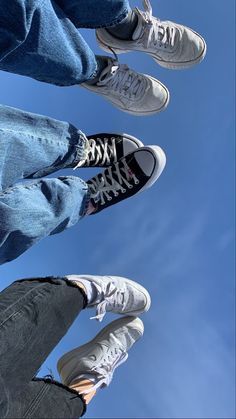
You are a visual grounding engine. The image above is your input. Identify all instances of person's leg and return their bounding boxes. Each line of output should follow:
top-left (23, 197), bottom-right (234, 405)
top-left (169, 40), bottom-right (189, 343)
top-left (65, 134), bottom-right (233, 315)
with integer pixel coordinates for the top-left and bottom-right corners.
top-left (0, 142), bottom-right (167, 264)
top-left (0, 275), bottom-right (150, 418)
top-left (54, 0), bottom-right (131, 29)
top-left (0, 104), bottom-right (144, 189)
top-left (0, 277), bottom-right (87, 418)
top-left (0, 104), bottom-right (87, 191)
top-left (0, 176), bottom-right (89, 264)
top-left (0, 0), bottom-right (97, 85)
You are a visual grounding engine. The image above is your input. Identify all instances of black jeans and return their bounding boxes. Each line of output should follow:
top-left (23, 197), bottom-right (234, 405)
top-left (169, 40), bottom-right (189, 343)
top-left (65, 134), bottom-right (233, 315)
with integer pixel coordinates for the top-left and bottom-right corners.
top-left (0, 277), bottom-right (87, 418)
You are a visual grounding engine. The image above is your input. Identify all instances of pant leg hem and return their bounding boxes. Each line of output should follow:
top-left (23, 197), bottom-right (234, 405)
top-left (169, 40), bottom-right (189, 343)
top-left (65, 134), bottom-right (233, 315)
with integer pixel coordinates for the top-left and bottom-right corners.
top-left (62, 277), bottom-right (88, 308)
top-left (33, 377), bottom-right (87, 416)
top-left (79, 8), bottom-right (130, 29)
top-left (13, 276), bottom-right (88, 308)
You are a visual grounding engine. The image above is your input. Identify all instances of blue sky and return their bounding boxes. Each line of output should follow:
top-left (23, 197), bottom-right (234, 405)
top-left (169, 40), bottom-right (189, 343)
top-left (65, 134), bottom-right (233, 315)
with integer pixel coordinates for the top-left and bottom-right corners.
top-left (0, 0), bottom-right (235, 418)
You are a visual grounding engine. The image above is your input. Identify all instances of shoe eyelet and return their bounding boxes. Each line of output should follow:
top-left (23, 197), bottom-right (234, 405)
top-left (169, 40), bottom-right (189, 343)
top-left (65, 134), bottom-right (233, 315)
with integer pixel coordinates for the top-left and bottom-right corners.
top-left (108, 197), bottom-right (112, 201)
top-left (114, 193), bottom-right (119, 197)
top-left (121, 189), bottom-right (126, 194)
top-left (128, 185), bottom-right (133, 189)
top-left (134, 180), bottom-right (140, 185)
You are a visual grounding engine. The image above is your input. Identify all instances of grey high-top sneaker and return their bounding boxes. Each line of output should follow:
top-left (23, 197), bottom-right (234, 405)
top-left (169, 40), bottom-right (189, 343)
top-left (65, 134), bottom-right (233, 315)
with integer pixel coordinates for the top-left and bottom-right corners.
top-left (57, 317), bottom-right (144, 392)
top-left (96, 0), bottom-right (206, 70)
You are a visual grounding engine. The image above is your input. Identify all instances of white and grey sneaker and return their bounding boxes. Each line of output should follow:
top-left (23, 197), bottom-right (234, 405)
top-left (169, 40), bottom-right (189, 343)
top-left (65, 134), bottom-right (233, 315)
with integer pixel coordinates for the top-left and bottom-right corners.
top-left (67, 274), bottom-right (151, 321)
top-left (82, 57), bottom-right (169, 115)
top-left (96, 0), bottom-right (207, 70)
top-left (75, 133), bottom-right (143, 168)
top-left (86, 145), bottom-right (166, 214)
top-left (57, 316), bottom-right (144, 391)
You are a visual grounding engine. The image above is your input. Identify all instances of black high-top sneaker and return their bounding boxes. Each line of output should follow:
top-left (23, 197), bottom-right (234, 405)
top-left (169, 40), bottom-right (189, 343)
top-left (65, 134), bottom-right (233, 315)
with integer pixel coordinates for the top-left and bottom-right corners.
top-left (75, 133), bottom-right (143, 168)
top-left (86, 145), bottom-right (166, 214)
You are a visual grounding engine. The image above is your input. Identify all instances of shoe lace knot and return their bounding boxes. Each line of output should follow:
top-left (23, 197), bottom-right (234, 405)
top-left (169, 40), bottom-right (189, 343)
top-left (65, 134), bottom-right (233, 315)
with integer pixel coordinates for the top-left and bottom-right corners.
top-left (138, 0), bottom-right (178, 50)
top-left (88, 157), bottom-right (140, 207)
top-left (91, 282), bottom-right (125, 322)
top-left (75, 136), bottom-right (117, 168)
top-left (98, 61), bottom-right (147, 101)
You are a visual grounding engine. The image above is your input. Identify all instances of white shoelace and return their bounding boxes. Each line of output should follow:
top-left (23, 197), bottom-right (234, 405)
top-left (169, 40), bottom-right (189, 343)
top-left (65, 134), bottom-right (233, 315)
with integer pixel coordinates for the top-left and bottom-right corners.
top-left (90, 282), bottom-right (126, 322)
top-left (98, 61), bottom-right (147, 101)
top-left (75, 334), bottom-right (128, 394)
top-left (88, 158), bottom-right (139, 206)
top-left (74, 136), bottom-right (117, 168)
top-left (138, 0), bottom-right (178, 49)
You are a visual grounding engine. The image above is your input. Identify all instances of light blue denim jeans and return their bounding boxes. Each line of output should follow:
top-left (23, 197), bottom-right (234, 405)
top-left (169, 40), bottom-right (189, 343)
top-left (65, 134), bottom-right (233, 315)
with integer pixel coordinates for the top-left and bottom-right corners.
top-left (0, 104), bottom-right (90, 265)
top-left (0, 0), bottom-right (130, 86)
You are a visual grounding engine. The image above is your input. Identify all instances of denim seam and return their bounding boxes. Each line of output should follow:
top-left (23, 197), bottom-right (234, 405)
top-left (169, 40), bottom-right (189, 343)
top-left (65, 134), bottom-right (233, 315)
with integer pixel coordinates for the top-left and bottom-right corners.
top-left (0, 127), bottom-right (86, 172)
top-left (0, 176), bottom-right (88, 196)
top-left (0, 128), bottom-right (84, 150)
top-left (22, 381), bottom-right (50, 418)
top-left (0, 281), bottom-right (62, 327)
top-left (0, 292), bottom-right (49, 329)
top-left (33, 377), bottom-right (87, 416)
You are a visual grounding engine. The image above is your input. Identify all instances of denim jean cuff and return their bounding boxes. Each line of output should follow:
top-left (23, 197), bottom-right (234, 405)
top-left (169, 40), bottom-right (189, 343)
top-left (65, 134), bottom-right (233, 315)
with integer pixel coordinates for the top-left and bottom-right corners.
top-left (33, 377), bottom-right (87, 416)
top-left (14, 276), bottom-right (88, 308)
top-left (79, 7), bottom-right (130, 29)
top-left (62, 276), bottom-right (88, 308)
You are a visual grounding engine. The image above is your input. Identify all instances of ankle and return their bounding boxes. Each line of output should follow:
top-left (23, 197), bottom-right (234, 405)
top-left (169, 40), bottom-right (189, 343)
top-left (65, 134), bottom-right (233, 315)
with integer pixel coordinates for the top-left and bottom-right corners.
top-left (71, 281), bottom-right (87, 295)
top-left (85, 200), bottom-right (96, 215)
top-left (69, 378), bottom-right (96, 404)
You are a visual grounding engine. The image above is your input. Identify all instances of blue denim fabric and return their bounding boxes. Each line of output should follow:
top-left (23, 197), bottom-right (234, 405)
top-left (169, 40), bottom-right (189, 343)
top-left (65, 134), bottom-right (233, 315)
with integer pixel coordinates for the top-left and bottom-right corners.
top-left (0, 277), bottom-right (87, 418)
top-left (0, 0), bottom-right (130, 85)
top-left (0, 104), bottom-right (90, 265)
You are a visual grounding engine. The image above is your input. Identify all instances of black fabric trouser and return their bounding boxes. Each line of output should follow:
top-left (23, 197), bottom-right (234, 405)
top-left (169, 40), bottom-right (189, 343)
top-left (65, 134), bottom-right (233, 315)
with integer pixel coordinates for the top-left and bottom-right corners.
top-left (0, 277), bottom-right (87, 418)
